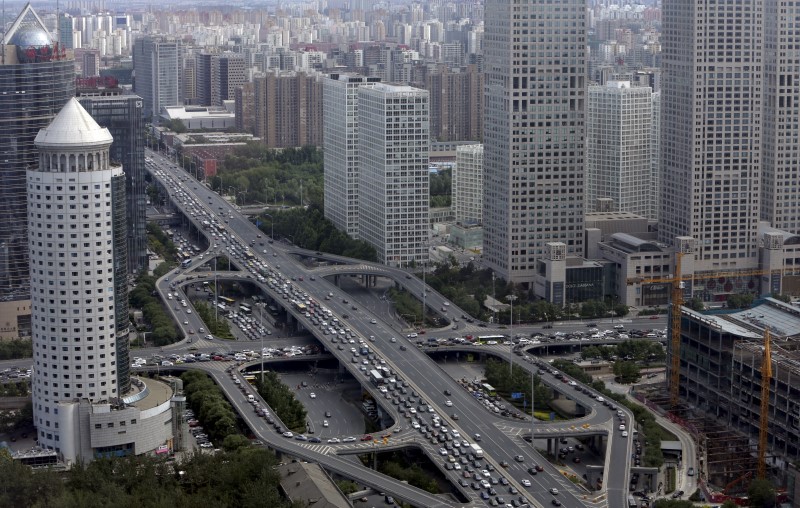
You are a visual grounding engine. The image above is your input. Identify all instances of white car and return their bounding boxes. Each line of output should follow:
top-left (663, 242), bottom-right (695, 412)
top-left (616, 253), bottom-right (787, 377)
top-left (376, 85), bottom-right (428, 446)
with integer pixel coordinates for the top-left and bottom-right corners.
top-left (390, 337), bottom-right (397, 343)
top-left (445, 400), bottom-right (453, 407)
top-left (622, 431), bottom-right (629, 437)
top-left (342, 436), bottom-right (356, 443)
top-left (619, 424), bottom-right (626, 431)
top-left (323, 420), bottom-right (329, 427)
top-left (439, 448), bottom-right (449, 456)
top-left (310, 392), bottom-right (316, 399)
top-left (370, 319), bottom-right (377, 324)
top-left (327, 437), bottom-right (340, 444)
top-left (521, 479), bottom-right (531, 487)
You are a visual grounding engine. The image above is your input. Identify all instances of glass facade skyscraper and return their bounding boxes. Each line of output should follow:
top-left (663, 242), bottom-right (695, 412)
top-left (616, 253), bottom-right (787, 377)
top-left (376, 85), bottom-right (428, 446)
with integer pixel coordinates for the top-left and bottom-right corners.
top-left (0, 4), bottom-right (75, 338)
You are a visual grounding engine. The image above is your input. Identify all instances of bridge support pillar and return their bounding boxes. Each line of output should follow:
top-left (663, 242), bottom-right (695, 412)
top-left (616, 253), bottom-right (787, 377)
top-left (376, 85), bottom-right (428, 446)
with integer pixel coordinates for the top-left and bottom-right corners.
top-left (547, 438), bottom-right (554, 455)
top-left (334, 274), bottom-right (339, 286)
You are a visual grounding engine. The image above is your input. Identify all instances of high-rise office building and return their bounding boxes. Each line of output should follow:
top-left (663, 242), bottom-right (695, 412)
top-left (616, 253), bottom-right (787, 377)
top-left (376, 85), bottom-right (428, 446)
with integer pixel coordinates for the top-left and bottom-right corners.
top-left (132, 36), bottom-right (182, 120)
top-left (453, 144), bottom-right (484, 226)
top-left (357, 84), bottom-right (430, 267)
top-left (196, 52), bottom-right (247, 107)
top-left (77, 94), bottom-right (147, 274)
top-left (253, 71), bottom-right (323, 148)
top-left (0, 4), bottom-right (75, 339)
top-left (650, 92), bottom-right (661, 221)
top-left (29, 99), bottom-right (175, 465)
top-left (586, 81), bottom-right (653, 219)
top-left (323, 74), bottom-right (380, 239)
top-left (483, 0), bottom-right (587, 283)
top-left (761, 0), bottom-right (800, 233)
top-left (660, 0), bottom-right (762, 271)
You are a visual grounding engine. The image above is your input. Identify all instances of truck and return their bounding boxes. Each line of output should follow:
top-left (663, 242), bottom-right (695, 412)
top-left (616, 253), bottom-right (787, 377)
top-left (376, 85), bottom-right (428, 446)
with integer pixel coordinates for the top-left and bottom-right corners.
top-left (470, 443), bottom-right (484, 458)
top-left (369, 369), bottom-right (384, 386)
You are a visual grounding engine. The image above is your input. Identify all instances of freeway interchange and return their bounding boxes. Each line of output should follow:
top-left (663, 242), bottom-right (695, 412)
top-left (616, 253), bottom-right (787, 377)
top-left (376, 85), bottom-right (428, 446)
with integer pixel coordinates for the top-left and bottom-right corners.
top-left (145, 150), bottom-right (636, 508)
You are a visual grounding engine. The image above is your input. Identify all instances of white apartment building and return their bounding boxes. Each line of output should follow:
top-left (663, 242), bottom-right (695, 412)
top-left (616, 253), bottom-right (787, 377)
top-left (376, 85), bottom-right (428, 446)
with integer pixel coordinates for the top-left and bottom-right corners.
top-left (586, 81), bottom-right (654, 219)
top-left (483, 0), bottom-right (587, 284)
top-left (29, 98), bottom-right (176, 465)
top-left (322, 74), bottom-right (380, 239)
top-left (357, 83), bottom-right (430, 267)
top-left (453, 143), bottom-right (483, 226)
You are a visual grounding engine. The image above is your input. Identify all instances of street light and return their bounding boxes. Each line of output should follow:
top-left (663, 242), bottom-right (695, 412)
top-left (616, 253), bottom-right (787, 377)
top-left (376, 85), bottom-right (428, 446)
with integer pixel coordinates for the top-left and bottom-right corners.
top-left (262, 213), bottom-right (274, 241)
top-left (506, 294), bottom-right (517, 375)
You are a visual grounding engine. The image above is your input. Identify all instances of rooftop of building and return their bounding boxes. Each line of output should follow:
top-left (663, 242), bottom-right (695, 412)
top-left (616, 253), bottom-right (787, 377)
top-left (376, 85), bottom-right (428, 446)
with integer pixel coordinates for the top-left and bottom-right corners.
top-left (683, 298), bottom-right (800, 341)
top-left (585, 211), bottom-right (648, 221)
top-left (277, 461), bottom-right (351, 508)
top-left (605, 232), bottom-right (669, 254)
top-left (161, 106), bottom-right (235, 120)
top-left (35, 97), bottom-right (112, 148)
top-left (123, 376), bottom-right (174, 411)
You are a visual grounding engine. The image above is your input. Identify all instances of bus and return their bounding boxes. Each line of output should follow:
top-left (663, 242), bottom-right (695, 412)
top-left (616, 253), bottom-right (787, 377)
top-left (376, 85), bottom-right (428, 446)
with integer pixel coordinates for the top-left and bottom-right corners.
top-left (181, 258), bottom-right (192, 268)
top-left (477, 335), bottom-right (506, 343)
top-left (218, 296), bottom-right (235, 305)
top-left (216, 303), bottom-right (229, 314)
top-left (239, 304), bottom-right (252, 315)
top-left (481, 383), bottom-right (497, 396)
top-left (268, 305), bottom-right (280, 316)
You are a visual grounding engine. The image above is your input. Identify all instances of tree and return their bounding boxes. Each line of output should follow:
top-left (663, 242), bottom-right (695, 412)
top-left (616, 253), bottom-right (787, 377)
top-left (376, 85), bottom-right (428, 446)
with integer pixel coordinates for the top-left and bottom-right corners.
top-left (721, 500), bottom-right (738, 508)
top-left (613, 361), bottom-right (641, 383)
top-left (747, 478), bottom-right (776, 508)
top-left (686, 297), bottom-right (705, 311)
top-left (727, 293), bottom-right (755, 309)
top-left (222, 434), bottom-right (251, 452)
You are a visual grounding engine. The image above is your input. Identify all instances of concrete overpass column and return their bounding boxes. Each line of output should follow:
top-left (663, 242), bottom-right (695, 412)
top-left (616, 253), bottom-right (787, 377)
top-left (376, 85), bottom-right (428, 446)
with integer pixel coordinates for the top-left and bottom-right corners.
top-left (547, 438), bottom-right (554, 455)
top-left (334, 274), bottom-right (339, 286)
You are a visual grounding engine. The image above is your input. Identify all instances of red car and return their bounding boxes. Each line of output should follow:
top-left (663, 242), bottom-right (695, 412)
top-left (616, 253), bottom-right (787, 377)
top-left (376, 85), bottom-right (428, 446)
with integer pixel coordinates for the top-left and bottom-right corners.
top-left (361, 434), bottom-right (373, 441)
top-left (649, 315), bottom-right (659, 319)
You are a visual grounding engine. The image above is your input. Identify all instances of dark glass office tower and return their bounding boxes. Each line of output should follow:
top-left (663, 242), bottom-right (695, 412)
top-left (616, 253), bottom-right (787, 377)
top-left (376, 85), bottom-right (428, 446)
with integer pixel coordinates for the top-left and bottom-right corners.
top-left (0, 4), bottom-right (75, 337)
top-left (78, 95), bottom-right (147, 274)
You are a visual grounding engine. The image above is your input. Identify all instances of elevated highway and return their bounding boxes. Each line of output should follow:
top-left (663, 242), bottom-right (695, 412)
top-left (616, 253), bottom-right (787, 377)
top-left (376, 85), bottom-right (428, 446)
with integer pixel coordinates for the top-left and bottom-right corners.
top-left (144, 150), bottom-right (636, 508)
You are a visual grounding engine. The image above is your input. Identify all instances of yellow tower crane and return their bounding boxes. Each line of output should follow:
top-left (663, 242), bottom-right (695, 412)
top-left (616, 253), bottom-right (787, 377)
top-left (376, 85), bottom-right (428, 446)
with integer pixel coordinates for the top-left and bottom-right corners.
top-left (627, 256), bottom-right (769, 407)
top-left (758, 328), bottom-right (772, 479)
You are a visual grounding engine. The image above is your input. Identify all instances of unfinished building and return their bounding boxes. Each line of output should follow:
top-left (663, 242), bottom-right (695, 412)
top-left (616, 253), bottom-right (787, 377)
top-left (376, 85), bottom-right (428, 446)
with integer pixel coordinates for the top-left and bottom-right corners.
top-left (674, 298), bottom-right (800, 488)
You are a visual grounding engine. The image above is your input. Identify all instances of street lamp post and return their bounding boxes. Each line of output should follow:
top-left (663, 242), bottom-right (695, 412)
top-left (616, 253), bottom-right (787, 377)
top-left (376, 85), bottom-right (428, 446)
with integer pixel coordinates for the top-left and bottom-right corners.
top-left (262, 213), bottom-right (274, 241)
top-left (506, 294), bottom-right (518, 376)
top-left (258, 303), bottom-right (265, 383)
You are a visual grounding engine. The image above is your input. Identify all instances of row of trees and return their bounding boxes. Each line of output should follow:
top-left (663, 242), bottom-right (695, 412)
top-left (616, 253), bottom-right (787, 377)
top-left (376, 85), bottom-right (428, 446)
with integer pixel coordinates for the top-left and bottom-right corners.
top-left (255, 371), bottom-right (307, 432)
top-left (146, 222), bottom-right (179, 265)
top-left (0, 446), bottom-right (295, 508)
top-left (181, 371), bottom-right (245, 448)
top-left (484, 359), bottom-right (552, 412)
top-left (192, 301), bottom-right (234, 339)
top-left (421, 263), bottom-right (630, 324)
top-left (0, 339), bottom-right (32, 360)
top-left (212, 145), bottom-right (324, 209)
top-left (0, 380), bottom-right (29, 397)
top-left (129, 272), bottom-right (179, 346)
top-left (260, 205), bottom-right (377, 262)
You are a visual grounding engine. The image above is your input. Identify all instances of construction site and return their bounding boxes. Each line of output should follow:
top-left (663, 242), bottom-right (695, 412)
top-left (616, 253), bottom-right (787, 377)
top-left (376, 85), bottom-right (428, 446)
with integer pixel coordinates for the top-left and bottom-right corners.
top-left (634, 297), bottom-right (800, 503)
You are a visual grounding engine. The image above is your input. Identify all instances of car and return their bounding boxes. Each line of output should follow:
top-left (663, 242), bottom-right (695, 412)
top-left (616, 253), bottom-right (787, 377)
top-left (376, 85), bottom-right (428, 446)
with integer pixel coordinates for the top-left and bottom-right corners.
top-left (282, 431), bottom-right (294, 438)
top-left (535, 464), bottom-right (544, 472)
top-left (619, 424), bottom-right (626, 431)
top-left (342, 436), bottom-right (356, 443)
top-left (361, 434), bottom-right (373, 441)
top-left (622, 431), bottom-right (629, 437)
top-left (672, 490), bottom-right (684, 499)
top-left (370, 319), bottom-right (377, 324)
top-left (445, 400), bottom-right (453, 407)
top-left (327, 437), bottom-right (340, 444)
top-left (500, 460), bottom-right (509, 468)
top-left (514, 455), bottom-right (524, 462)
top-left (325, 411), bottom-right (332, 418)
top-left (323, 420), bottom-right (329, 428)
top-left (400, 345), bottom-right (407, 351)
top-left (308, 437), bottom-right (321, 443)
top-left (527, 467), bottom-right (538, 475)
top-left (551, 500), bottom-right (562, 507)
top-left (309, 392), bottom-right (316, 399)
top-left (688, 467), bottom-right (695, 476)
top-left (550, 488), bottom-right (559, 495)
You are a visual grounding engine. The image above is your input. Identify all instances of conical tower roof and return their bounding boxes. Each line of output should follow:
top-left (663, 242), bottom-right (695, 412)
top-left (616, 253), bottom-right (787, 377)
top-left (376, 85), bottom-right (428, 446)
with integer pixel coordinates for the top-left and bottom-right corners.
top-left (35, 98), bottom-right (113, 149)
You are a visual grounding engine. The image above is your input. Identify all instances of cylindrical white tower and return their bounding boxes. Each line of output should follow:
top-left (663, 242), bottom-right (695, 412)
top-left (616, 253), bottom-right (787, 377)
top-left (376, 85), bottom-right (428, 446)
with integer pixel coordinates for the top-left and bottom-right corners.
top-left (29, 98), bottom-right (124, 456)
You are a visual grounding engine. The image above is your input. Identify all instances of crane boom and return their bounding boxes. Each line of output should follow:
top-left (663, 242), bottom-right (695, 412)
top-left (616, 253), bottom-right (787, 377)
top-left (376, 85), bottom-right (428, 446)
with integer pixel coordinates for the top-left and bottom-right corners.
top-left (758, 328), bottom-right (772, 479)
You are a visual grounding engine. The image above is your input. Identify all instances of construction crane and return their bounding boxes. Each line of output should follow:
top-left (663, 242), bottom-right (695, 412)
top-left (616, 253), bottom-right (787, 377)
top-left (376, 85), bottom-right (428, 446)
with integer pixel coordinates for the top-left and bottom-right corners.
top-left (758, 328), bottom-right (772, 479)
top-left (627, 256), bottom-right (769, 407)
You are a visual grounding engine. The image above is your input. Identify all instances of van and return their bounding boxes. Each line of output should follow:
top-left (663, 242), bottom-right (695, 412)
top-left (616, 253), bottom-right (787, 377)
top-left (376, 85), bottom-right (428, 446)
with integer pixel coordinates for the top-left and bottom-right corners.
top-left (247, 394), bottom-right (255, 403)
